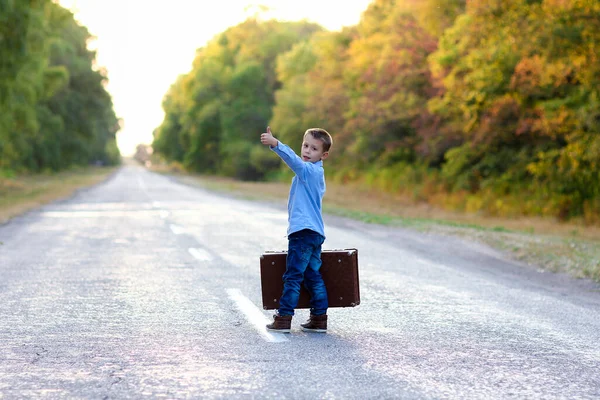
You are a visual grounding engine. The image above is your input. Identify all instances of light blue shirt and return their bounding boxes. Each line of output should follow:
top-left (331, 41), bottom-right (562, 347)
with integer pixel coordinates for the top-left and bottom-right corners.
top-left (271, 141), bottom-right (326, 238)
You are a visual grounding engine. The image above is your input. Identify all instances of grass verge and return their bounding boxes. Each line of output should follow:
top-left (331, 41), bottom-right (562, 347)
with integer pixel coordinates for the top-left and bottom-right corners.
top-left (0, 166), bottom-right (118, 224)
top-left (164, 171), bottom-right (600, 284)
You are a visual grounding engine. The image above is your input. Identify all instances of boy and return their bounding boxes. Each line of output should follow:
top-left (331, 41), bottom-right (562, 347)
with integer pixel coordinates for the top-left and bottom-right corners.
top-left (260, 126), bottom-right (333, 333)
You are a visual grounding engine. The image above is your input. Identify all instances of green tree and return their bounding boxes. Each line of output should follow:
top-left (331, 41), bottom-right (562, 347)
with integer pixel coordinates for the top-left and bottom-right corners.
top-left (41, 3), bottom-right (120, 168)
top-left (0, 1), bottom-right (120, 172)
top-left (0, 0), bottom-right (47, 171)
top-left (153, 17), bottom-right (321, 179)
top-left (271, 29), bottom-right (353, 163)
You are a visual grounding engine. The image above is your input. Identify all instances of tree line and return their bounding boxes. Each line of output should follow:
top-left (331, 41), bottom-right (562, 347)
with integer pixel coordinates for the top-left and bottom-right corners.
top-left (152, 0), bottom-right (600, 222)
top-left (0, 0), bottom-right (120, 175)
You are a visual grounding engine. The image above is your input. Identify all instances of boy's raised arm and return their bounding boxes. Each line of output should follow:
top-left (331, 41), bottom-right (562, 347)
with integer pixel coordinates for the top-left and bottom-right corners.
top-left (260, 126), bottom-right (307, 178)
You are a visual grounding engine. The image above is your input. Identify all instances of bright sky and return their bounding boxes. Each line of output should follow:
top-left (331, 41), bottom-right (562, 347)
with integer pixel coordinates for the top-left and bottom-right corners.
top-left (57, 0), bottom-right (373, 156)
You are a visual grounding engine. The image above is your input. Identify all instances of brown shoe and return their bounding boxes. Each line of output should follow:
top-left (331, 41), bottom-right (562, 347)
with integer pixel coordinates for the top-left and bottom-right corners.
top-left (266, 313), bottom-right (292, 333)
top-left (301, 314), bottom-right (327, 333)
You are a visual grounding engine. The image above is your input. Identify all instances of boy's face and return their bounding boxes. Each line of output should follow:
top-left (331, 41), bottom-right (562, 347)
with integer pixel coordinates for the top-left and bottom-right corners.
top-left (301, 134), bottom-right (329, 163)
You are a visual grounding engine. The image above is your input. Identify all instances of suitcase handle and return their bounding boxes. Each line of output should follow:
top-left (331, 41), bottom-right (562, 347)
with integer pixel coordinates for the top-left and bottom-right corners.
top-left (262, 248), bottom-right (357, 257)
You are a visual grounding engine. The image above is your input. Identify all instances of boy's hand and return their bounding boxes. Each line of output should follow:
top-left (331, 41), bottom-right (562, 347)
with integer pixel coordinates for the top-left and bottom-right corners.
top-left (260, 126), bottom-right (278, 147)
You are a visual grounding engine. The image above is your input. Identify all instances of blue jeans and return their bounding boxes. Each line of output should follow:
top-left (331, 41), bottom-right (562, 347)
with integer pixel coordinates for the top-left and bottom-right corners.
top-left (278, 229), bottom-right (328, 316)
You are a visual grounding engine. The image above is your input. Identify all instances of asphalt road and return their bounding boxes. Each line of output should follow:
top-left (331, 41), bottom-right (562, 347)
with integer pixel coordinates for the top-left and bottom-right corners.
top-left (1, 165), bottom-right (599, 399)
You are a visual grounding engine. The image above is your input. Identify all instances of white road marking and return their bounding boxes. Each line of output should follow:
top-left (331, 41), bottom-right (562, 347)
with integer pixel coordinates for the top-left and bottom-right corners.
top-left (221, 253), bottom-right (252, 266)
top-left (188, 248), bottom-right (213, 262)
top-left (59, 202), bottom-right (154, 210)
top-left (159, 210), bottom-right (170, 219)
top-left (253, 212), bottom-right (288, 220)
top-left (170, 224), bottom-right (186, 235)
top-left (226, 288), bottom-right (289, 343)
top-left (137, 177), bottom-right (148, 193)
top-left (41, 210), bottom-right (164, 218)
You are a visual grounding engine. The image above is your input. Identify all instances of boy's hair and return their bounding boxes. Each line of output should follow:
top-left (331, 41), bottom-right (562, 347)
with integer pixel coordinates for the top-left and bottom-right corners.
top-left (305, 128), bottom-right (333, 152)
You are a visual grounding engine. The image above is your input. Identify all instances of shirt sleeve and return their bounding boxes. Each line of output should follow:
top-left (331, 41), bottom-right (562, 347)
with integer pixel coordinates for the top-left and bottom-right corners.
top-left (271, 141), bottom-right (309, 180)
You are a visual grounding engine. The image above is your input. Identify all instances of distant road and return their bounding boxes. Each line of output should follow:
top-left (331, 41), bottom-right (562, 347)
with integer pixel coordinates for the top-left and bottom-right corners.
top-left (1, 165), bottom-right (599, 399)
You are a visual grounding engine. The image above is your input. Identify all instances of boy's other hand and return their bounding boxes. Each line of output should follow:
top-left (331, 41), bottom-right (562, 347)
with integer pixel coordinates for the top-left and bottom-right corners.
top-left (261, 126), bottom-right (277, 147)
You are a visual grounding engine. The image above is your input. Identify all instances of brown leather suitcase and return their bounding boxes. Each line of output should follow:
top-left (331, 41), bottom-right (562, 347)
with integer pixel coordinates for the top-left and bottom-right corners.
top-left (259, 248), bottom-right (360, 310)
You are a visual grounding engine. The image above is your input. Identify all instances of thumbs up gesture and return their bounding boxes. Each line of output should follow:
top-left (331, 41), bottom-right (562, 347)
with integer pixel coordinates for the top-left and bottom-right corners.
top-left (260, 126), bottom-right (278, 147)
